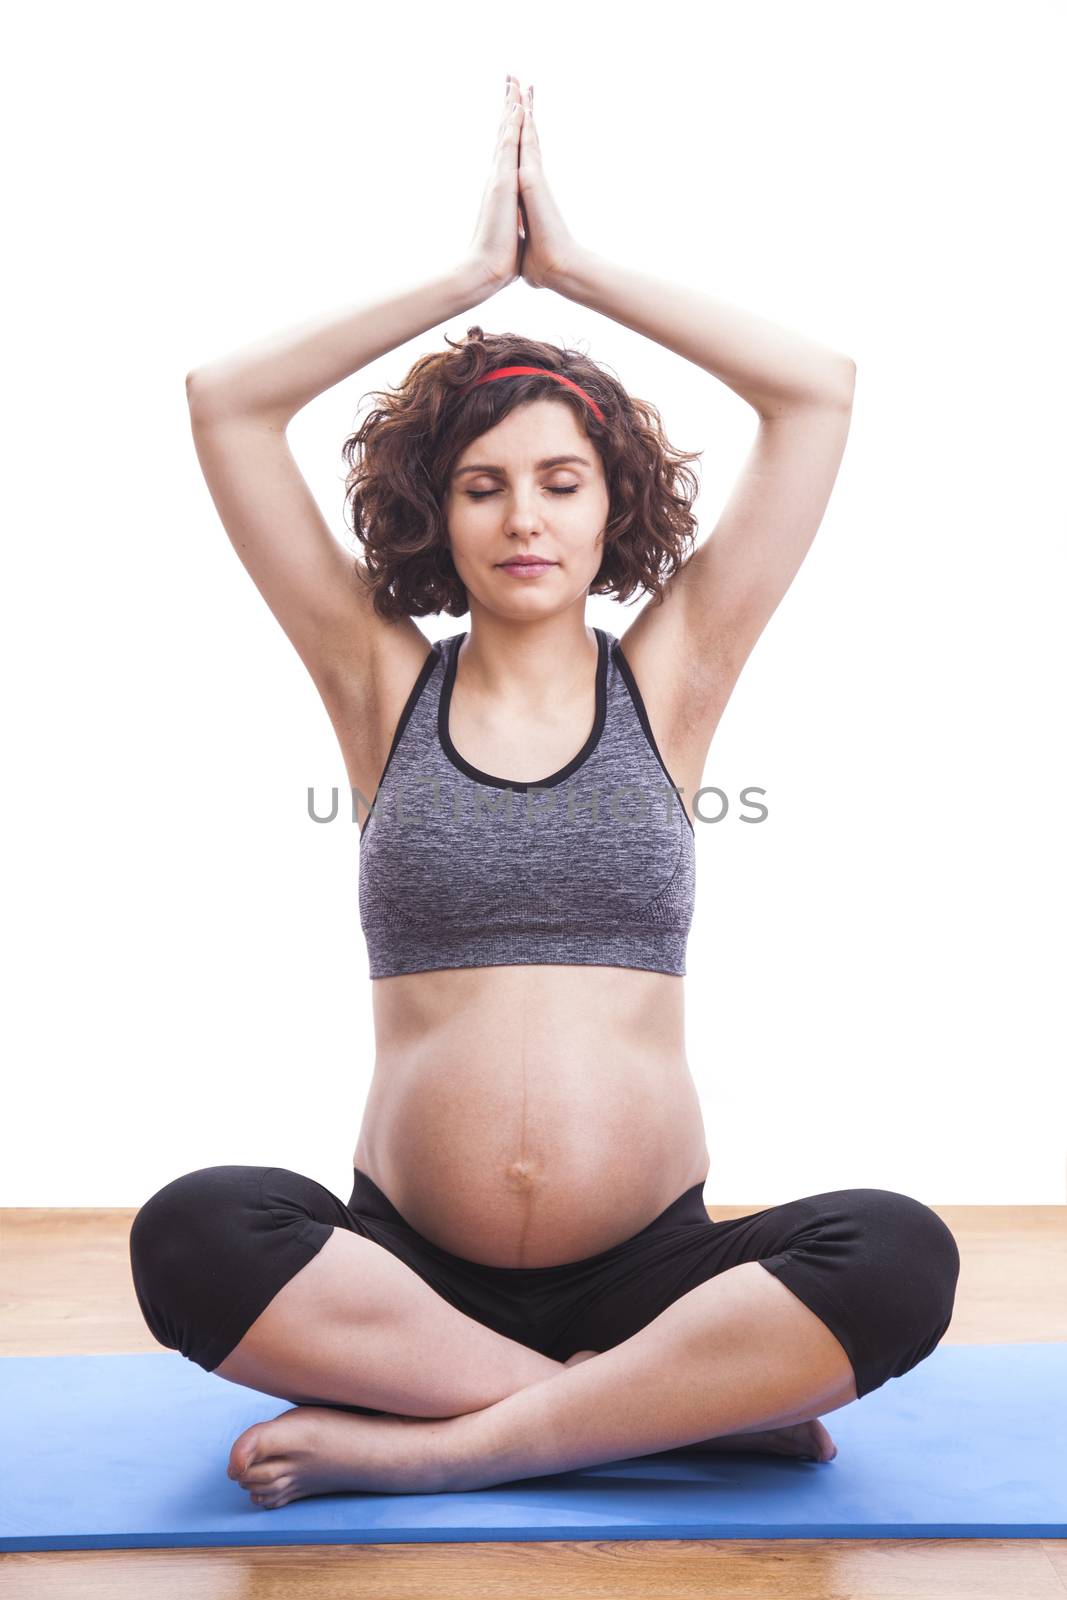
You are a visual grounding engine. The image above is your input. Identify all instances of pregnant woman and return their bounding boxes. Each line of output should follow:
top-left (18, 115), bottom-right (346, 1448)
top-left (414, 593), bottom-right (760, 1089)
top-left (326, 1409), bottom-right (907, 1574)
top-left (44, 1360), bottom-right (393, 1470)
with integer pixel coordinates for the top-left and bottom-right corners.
top-left (130, 77), bottom-right (960, 1507)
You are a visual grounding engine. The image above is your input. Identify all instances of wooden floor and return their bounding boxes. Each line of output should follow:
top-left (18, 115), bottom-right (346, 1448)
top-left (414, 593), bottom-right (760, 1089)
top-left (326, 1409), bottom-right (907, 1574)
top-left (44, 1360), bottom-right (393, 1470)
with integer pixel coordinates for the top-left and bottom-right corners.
top-left (2, 1201), bottom-right (1065, 1598)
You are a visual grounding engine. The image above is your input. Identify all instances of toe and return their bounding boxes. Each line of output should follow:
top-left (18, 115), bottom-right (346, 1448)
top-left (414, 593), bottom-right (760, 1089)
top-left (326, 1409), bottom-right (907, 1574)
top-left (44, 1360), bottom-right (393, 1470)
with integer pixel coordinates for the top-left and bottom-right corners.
top-left (253, 1477), bottom-right (293, 1509)
top-left (810, 1419), bottom-right (838, 1461)
top-left (228, 1422), bottom-right (262, 1477)
top-left (251, 1473), bottom-right (291, 1503)
top-left (239, 1460), bottom-right (285, 1489)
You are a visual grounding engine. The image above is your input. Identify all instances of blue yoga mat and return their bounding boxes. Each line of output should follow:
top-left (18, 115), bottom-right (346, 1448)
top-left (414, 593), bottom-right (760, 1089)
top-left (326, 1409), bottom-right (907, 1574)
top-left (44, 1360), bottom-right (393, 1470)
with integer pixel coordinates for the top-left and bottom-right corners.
top-left (1, 1343), bottom-right (1064, 1549)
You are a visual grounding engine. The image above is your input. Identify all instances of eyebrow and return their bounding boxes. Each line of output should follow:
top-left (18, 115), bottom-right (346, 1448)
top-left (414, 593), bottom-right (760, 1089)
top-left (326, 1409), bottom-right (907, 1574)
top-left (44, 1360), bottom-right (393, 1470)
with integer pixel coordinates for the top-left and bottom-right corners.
top-left (453, 454), bottom-right (593, 478)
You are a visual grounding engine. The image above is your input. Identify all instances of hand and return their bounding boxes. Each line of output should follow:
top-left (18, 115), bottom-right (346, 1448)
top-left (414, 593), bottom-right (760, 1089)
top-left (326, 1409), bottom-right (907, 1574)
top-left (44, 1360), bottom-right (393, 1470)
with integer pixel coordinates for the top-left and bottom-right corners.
top-left (466, 76), bottom-right (528, 289)
top-left (517, 84), bottom-right (582, 291)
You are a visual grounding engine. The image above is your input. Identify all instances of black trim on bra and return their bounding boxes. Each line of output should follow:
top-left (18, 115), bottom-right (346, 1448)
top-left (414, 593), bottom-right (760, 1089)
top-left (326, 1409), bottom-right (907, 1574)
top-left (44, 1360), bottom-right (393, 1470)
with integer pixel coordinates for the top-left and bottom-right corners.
top-left (358, 641), bottom-right (440, 838)
top-left (437, 627), bottom-right (608, 792)
top-left (613, 637), bottom-right (696, 837)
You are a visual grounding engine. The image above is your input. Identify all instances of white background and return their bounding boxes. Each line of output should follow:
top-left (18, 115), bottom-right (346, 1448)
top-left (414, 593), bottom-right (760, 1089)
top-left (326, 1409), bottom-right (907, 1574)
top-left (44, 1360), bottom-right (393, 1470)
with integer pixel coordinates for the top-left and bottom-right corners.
top-left (3, 0), bottom-right (1063, 1205)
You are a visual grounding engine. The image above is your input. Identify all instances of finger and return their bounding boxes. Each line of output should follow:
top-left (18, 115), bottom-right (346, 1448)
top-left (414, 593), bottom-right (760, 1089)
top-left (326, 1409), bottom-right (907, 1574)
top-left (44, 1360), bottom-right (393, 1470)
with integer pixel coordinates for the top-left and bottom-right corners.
top-left (498, 79), bottom-right (519, 131)
top-left (518, 90), bottom-right (539, 157)
top-left (496, 102), bottom-right (522, 163)
top-left (518, 125), bottom-right (537, 174)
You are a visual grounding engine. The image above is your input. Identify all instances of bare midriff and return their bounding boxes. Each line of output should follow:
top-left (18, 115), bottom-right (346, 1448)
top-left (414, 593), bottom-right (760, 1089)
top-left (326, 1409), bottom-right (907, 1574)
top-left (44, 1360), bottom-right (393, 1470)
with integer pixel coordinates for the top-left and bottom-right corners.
top-left (352, 961), bottom-right (710, 1269)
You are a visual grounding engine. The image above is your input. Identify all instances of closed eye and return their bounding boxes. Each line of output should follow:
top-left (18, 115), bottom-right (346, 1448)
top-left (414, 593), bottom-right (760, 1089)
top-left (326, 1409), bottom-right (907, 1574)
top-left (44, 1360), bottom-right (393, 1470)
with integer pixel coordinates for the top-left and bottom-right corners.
top-left (466, 487), bottom-right (580, 500)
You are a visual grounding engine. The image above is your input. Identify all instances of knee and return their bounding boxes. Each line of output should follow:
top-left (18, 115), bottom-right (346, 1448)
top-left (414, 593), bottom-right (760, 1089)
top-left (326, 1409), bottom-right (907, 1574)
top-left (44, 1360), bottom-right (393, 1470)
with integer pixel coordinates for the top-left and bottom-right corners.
top-left (860, 1187), bottom-right (960, 1297)
top-left (130, 1165), bottom-right (240, 1282)
top-left (128, 1165), bottom-right (258, 1359)
top-left (846, 1188), bottom-right (961, 1374)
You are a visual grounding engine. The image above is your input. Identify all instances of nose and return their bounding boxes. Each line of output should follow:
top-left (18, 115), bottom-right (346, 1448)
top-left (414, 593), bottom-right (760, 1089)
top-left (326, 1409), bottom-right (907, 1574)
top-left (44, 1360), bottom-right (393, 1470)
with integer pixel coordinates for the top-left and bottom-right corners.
top-left (503, 494), bottom-right (545, 537)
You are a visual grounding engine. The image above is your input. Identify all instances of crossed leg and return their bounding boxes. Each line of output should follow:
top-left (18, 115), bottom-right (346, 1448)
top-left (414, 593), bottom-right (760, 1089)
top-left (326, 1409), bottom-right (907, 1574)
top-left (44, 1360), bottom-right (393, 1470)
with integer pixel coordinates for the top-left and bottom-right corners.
top-left (220, 1228), bottom-right (860, 1504)
top-left (213, 1226), bottom-right (569, 1416)
top-left (441, 1259), bottom-right (860, 1491)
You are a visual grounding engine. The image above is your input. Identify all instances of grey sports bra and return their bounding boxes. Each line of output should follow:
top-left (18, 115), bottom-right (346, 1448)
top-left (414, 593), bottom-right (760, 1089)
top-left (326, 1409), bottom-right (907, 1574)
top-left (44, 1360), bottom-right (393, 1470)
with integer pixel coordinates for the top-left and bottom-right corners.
top-left (358, 627), bottom-right (696, 978)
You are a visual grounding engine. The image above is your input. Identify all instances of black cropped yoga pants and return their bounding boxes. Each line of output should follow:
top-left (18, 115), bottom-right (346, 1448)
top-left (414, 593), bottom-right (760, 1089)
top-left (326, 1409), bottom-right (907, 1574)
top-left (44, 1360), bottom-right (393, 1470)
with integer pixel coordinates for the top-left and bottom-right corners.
top-left (129, 1165), bottom-right (960, 1403)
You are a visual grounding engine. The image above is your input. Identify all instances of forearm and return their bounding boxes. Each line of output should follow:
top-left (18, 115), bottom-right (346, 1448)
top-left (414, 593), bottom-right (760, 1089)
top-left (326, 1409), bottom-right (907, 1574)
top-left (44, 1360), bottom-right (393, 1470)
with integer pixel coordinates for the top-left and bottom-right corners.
top-left (550, 249), bottom-right (854, 419)
top-left (186, 256), bottom-right (496, 426)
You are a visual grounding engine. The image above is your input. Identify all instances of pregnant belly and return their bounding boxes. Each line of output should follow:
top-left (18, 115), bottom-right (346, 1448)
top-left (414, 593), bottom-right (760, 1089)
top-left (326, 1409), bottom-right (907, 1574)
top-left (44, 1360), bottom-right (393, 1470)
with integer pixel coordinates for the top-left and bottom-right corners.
top-left (355, 1017), bottom-right (709, 1268)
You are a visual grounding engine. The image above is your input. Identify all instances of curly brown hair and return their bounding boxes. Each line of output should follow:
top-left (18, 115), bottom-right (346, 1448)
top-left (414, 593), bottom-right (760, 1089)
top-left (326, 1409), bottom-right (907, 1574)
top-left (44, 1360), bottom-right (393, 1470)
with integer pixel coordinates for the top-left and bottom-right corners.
top-left (342, 326), bottom-right (703, 620)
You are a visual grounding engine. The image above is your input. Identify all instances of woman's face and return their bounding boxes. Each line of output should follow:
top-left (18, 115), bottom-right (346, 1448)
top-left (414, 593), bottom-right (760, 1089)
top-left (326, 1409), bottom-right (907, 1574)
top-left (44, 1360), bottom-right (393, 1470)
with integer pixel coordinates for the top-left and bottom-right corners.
top-left (444, 398), bottom-right (610, 616)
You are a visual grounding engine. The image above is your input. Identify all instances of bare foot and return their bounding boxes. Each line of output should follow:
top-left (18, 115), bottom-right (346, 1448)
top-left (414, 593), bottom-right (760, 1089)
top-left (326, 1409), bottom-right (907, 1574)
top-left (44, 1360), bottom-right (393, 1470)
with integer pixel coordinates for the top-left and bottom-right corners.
top-left (227, 1404), bottom-right (450, 1508)
top-left (675, 1417), bottom-right (838, 1462)
top-left (235, 1351), bottom-right (604, 1501)
top-left (231, 1356), bottom-right (837, 1508)
top-left (561, 1350), bottom-right (837, 1462)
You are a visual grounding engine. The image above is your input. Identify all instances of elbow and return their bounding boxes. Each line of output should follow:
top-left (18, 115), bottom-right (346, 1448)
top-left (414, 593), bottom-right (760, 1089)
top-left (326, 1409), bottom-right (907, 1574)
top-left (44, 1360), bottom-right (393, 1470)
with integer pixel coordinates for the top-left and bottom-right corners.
top-left (185, 371), bottom-right (216, 429)
top-left (185, 368), bottom-right (233, 426)
top-left (185, 365), bottom-right (227, 406)
top-left (836, 357), bottom-right (857, 406)
top-left (810, 357), bottom-right (856, 413)
top-left (185, 368), bottom-right (208, 412)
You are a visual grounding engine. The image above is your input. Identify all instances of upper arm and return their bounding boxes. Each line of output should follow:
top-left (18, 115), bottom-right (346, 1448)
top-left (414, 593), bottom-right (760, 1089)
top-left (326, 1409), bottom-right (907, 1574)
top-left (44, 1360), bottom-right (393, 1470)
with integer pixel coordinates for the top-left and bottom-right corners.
top-left (621, 386), bottom-right (856, 752)
top-left (185, 377), bottom-right (425, 702)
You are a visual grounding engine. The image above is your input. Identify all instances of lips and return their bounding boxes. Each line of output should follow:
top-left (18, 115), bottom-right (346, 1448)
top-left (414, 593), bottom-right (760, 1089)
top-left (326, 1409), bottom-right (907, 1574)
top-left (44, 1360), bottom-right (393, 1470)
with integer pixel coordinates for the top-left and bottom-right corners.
top-left (499, 559), bottom-right (556, 568)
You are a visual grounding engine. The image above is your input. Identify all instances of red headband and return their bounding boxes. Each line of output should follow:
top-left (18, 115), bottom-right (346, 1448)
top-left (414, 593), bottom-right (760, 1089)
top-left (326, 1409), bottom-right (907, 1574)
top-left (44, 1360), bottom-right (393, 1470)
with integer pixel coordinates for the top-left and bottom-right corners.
top-left (457, 365), bottom-right (606, 423)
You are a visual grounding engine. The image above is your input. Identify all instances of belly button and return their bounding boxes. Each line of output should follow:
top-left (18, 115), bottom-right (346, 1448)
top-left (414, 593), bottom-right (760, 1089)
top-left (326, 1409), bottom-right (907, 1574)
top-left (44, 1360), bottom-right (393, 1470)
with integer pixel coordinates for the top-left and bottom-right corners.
top-left (504, 1158), bottom-right (542, 1189)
